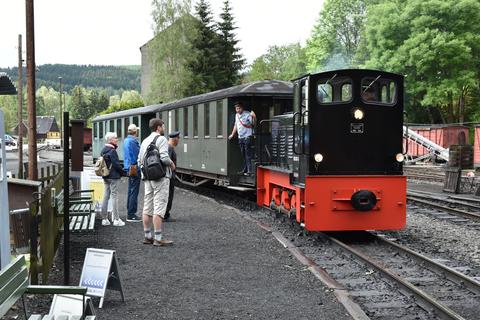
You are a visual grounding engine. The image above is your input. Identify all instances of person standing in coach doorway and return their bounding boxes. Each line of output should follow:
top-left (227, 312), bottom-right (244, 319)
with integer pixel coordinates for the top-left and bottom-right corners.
top-left (164, 131), bottom-right (180, 221)
top-left (228, 102), bottom-right (256, 175)
top-left (124, 124), bottom-right (142, 222)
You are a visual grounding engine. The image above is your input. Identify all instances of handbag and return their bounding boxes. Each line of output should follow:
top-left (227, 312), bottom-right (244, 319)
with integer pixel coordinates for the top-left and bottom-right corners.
top-left (128, 164), bottom-right (138, 177)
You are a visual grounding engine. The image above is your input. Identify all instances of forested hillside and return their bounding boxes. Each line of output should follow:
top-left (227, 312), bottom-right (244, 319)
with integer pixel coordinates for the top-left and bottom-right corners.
top-left (0, 64), bottom-right (140, 92)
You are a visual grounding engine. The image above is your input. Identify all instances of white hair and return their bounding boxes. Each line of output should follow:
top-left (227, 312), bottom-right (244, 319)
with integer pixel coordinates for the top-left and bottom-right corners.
top-left (105, 132), bottom-right (117, 143)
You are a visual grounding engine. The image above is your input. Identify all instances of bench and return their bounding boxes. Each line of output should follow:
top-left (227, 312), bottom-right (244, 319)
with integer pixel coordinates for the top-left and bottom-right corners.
top-left (0, 256), bottom-right (95, 320)
top-left (55, 184), bottom-right (96, 234)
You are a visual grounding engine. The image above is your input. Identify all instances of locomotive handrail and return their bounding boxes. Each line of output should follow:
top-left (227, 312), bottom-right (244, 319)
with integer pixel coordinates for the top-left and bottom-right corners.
top-left (301, 110), bottom-right (309, 155)
top-left (258, 119), bottom-right (280, 164)
top-left (403, 111), bottom-right (409, 156)
top-left (292, 112), bottom-right (301, 155)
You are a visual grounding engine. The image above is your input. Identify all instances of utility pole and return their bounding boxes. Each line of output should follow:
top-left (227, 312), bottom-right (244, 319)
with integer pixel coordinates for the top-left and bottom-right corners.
top-left (17, 34), bottom-right (24, 179)
top-left (26, 0), bottom-right (37, 180)
top-left (59, 77), bottom-right (63, 148)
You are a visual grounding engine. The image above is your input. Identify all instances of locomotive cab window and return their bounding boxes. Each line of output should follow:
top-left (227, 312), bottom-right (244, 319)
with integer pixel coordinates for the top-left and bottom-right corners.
top-left (361, 76), bottom-right (397, 105)
top-left (317, 76), bottom-right (352, 104)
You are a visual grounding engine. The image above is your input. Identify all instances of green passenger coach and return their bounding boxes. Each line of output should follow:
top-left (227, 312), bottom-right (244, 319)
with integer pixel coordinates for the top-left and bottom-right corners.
top-left (92, 80), bottom-right (293, 188)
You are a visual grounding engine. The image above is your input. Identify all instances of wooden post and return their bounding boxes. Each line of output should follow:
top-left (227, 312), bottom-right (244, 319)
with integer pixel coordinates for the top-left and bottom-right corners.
top-left (26, 0), bottom-right (37, 181)
top-left (63, 112), bottom-right (70, 285)
top-left (17, 34), bottom-right (24, 179)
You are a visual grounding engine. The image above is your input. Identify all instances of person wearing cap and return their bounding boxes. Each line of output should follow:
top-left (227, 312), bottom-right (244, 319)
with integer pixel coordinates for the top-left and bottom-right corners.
top-left (165, 131), bottom-right (180, 221)
top-left (123, 124), bottom-right (142, 222)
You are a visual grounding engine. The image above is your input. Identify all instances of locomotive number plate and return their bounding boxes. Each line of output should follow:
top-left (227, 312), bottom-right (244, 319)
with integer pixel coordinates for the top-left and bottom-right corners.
top-left (350, 123), bottom-right (364, 134)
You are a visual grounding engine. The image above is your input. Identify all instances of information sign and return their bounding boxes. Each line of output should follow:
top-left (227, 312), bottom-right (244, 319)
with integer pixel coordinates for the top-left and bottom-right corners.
top-left (79, 248), bottom-right (125, 308)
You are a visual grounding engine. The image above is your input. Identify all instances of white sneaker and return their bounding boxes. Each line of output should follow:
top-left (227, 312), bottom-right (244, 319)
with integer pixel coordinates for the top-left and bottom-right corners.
top-left (102, 219), bottom-right (111, 226)
top-left (113, 219), bottom-right (125, 227)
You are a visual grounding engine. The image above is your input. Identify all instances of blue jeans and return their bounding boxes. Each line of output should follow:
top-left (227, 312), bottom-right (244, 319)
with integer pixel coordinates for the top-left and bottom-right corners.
top-left (127, 175), bottom-right (141, 218)
top-left (239, 136), bottom-right (253, 173)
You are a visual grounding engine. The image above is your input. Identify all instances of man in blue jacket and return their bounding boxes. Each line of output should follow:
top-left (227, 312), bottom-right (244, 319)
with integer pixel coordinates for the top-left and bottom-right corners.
top-left (124, 124), bottom-right (141, 222)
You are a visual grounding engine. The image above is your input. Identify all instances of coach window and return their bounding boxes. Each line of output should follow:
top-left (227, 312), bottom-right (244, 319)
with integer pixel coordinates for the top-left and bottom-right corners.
top-left (174, 109), bottom-right (179, 131)
top-left (216, 100), bottom-right (223, 137)
top-left (109, 120), bottom-right (114, 132)
top-left (132, 116), bottom-right (139, 126)
top-left (361, 77), bottom-right (397, 105)
top-left (183, 107), bottom-right (189, 138)
top-left (124, 117), bottom-right (130, 133)
top-left (317, 76), bottom-right (352, 104)
top-left (204, 103), bottom-right (210, 137)
top-left (117, 119), bottom-right (122, 138)
top-left (99, 122), bottom-right (104, 139)
top-left (193, 105), bottom-right (198, 138)
top-left (93, 123), bottom-right (98, 139)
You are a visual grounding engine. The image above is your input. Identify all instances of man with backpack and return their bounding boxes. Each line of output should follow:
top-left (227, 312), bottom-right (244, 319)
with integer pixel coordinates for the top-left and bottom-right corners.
top-left (138, 118), bottom-right (175, 246)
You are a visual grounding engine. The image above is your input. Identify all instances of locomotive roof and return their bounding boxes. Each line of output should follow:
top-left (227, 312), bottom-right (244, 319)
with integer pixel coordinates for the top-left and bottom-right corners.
top-left (93, 80), bottom-right (293, 122)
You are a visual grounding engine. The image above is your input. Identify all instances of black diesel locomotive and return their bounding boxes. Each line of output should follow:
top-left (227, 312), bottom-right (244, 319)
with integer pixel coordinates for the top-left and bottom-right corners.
top-left (256, 69), bottom-right (406, 231)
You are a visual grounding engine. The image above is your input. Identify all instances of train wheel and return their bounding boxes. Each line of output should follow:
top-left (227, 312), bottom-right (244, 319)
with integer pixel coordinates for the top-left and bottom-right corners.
top-left (272, 187), bottom-right (282, 207)
top-left (281, 190), bottom-right (291, 211)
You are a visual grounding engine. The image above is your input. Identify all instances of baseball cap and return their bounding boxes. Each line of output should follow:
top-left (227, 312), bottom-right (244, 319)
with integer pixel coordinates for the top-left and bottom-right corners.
top-left (128, 124), bottom-right (139, 132)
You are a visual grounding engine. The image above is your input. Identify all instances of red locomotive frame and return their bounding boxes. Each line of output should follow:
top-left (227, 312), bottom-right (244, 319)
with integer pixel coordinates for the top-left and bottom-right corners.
top-left (257, 167), bottom-right (406, 231)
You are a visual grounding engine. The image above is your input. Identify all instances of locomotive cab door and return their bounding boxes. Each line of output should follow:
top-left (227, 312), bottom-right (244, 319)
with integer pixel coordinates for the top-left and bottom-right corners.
top-left (292, 78), bottom-right (309, 186)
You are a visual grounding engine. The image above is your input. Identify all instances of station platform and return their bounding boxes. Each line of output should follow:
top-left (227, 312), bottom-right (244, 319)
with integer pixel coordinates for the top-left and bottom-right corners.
top-left (49, 181), bottom-right (353, 319)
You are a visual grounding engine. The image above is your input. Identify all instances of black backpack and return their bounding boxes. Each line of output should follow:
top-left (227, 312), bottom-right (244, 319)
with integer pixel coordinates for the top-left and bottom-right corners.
top-left (142, 135), bottom-right (166, 180)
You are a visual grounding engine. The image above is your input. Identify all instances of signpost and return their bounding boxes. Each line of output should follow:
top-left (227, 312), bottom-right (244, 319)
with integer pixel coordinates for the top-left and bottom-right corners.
top-left (79, 248), bottom-right (125, 308)
top-left (0, 110), bottom-right (11, 269)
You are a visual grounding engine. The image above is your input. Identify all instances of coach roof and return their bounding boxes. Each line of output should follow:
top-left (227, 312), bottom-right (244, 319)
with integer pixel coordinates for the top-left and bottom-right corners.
top-left (93, 80), bottom-right (293, 122)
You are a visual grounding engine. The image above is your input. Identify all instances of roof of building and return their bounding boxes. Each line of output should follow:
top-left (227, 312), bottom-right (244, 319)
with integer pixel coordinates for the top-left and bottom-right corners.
top-left (14, 116), bottom-right (59, 135)
top-left (93, 80), bottom-right (293, 122)
top-left (0, 72), bottom-right (17, 95)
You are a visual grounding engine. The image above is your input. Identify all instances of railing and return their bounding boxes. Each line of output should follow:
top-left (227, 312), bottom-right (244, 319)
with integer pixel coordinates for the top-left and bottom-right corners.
top-left (29, 168), bottom-right (64, 284)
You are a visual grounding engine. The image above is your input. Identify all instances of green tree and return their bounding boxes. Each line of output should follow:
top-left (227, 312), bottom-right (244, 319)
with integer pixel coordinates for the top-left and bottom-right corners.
top-left (70, 85), bottom-right (92, 121)
top-left (147, 0), bottom-right (197, 104)
top-left (0, 95), bottom-right (18, 132)
top-left (306, 0), bottom-right (367, 71)
top-left (216, 0), bottom-right (245, 88)
top-left (187, 0), bottom-right (220, 94)
top-left (247, 43), bottom-right (307, 81)
top-left (102, 90), bottom-right (144, 114)
top-left (361, 0), bottom-right (480, 123)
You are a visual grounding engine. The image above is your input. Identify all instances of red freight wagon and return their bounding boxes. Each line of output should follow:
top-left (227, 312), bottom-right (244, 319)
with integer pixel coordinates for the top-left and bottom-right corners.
top-left (406, 125), bottom-right (469, 157)
top-left (474, 126), bottom-right (480, 167)
top-left (83, 127), bottom-right (92, 151)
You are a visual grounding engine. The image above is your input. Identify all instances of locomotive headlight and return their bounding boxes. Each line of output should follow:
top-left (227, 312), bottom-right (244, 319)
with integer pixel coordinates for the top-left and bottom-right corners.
top-left (353, 108), bottom-right (364, 120)
top-left (395, 153), bottom-right (405, 162)
top-left (314, 153), bottom-right (324, 163)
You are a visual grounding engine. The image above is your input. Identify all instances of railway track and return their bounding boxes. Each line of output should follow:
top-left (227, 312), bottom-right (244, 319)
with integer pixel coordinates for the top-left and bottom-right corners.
top-left (407, 191), bottom-right (480, 226)
top-left (325, 231), bottom-right (480, 320)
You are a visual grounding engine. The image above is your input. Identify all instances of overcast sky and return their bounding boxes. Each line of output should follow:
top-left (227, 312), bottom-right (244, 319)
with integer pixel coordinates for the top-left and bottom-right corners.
top-left (0, 0), bottom-right (325, 68)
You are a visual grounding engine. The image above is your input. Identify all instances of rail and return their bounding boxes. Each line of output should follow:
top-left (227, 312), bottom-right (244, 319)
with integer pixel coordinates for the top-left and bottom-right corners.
top-left (326, 232), bottom-right (471, 320)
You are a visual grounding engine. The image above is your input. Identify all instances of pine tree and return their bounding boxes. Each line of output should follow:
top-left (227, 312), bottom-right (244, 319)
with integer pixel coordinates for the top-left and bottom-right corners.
top-left (215, 0), bottom-right (245, 89)
top-left (187, 0), bottom-right (220, 94)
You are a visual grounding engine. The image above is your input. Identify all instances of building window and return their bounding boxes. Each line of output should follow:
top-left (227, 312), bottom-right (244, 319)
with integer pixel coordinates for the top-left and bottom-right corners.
top-left (117, 119), bottom-right (122, 138)
top-left (183, 107), bottom-right (189, 137)
top-left (124, 117), bottom-right (130, 134)
top-left (175, 109), bottom-right (179, 131)
top-left (216, 100), bottom-right (223, 137)
top-left (99, 122), bottom-right (104, 139)
top-left (204, 103), bottom-right (210, 137)
top-left (193, 105), bottom-right (198, 137)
